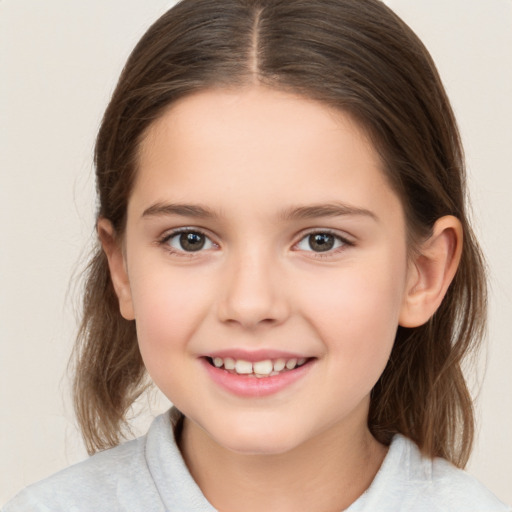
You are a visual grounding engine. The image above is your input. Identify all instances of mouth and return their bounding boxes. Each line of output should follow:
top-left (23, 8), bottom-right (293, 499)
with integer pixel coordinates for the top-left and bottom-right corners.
top-left (201, 350), bottom-right (316, 397)
top-left (205, 356), bottom-right (312, 378)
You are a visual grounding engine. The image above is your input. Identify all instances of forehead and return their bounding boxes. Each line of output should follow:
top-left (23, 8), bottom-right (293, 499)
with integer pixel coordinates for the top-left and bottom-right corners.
top-left (131, 86), bottom-right (402, 221)
top-left (139, 86), bottom-right (376, 168)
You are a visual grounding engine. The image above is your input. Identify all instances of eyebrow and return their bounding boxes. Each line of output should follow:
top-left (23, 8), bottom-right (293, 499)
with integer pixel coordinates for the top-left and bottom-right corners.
top-left (141, 201), bottom-right (378, 222)
top-left (279, 203), bottom-right (378, 222)
top-left (142, 202), bottom-right (219, 219)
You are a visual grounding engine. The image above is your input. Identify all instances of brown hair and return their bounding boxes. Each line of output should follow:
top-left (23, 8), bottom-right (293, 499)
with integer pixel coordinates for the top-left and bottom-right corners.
top-left (72, 0), bottom-right (486, 467)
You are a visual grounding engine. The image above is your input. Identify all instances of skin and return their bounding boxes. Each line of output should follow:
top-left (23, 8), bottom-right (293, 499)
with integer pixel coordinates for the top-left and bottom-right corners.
top-left (99, 86), bottom-right (462, 511)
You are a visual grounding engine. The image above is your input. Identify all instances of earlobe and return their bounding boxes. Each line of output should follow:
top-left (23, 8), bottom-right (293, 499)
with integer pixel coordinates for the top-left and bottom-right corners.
top-left (97, 218), bottom-right (135, 321)
top-left (399, 215), bottom-right (463, 328)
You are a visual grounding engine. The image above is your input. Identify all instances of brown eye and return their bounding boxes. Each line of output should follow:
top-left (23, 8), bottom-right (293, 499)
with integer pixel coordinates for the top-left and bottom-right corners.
top-left (179, 232), bottom-right (205, 251)
top-left (165, 230), bottom-right (214, 253)
top-left (296, 232), bottom-right (347, 253)
top-left (308, 233), bottom-right (335, 252)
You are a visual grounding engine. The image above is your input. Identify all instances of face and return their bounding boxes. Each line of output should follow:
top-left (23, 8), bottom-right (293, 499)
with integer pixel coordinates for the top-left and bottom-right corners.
top-left (112, 87), bottom-right (414, 455)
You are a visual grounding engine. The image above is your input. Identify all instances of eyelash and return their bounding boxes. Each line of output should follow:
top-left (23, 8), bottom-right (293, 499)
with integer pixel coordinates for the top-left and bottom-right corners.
top-left (294, 229), bottom-right (354, 258)
top-left (158, 228), bottom-right (217, 257)
top-left (157, 228), bottom-right (354, 258)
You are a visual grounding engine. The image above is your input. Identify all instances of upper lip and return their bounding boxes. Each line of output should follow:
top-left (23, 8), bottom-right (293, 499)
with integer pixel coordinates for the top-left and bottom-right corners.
top-left (204, 349), bottom-right (313, 362)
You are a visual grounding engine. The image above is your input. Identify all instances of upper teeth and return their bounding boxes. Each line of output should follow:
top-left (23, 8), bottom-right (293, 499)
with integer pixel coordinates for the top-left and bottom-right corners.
top-left (212, 357), bottom-right (307, 376)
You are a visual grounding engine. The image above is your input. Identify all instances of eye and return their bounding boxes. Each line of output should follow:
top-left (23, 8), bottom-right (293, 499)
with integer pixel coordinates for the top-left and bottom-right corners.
top-left (296, 232), bottom-right (347, 253)
top-left (164, 230), bottom-right (215, 253)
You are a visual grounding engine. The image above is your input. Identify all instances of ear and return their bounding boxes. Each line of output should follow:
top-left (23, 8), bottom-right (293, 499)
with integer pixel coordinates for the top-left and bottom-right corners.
top-left (97, 218), bottom-right (135, 321)
top-left (399, 215), bottom-right (463, 328)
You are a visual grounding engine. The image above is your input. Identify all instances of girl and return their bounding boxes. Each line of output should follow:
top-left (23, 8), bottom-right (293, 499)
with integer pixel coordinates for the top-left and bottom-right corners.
top-left (3, 0), bottom-right (510, 510)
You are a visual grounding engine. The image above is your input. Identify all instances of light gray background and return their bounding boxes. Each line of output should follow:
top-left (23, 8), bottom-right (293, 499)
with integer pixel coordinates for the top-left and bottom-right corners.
top-left (1, 0), bottom-right (511, 506)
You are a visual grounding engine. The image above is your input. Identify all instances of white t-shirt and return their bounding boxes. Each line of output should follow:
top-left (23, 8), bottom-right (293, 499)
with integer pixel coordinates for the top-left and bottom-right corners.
top-left (2, 409), bottom-right (510, 511)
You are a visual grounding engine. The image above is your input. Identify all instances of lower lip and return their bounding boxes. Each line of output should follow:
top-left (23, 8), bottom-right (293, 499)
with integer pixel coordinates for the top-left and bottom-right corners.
top-left (201, 358), bottom-right (314, 398)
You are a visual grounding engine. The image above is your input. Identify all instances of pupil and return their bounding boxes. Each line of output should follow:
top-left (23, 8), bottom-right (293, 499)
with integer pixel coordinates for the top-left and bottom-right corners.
top-left (309, 233), bottom-right (334, 252)
top-left (180, 232), bottom-right (205, 251)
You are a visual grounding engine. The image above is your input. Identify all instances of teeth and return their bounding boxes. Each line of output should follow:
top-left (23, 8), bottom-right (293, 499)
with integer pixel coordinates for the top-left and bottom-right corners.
top-left (273, 359), bottom-right (286, 372)
top-left (210, 356), bottom-right (309, 376)
top-left (253, 360), bottom-right (273, 376)
top-left (286, 358), bottom-right (297, 370)
top-left (235, 360), bottom-right (253, 374)
top-left (224, 357), bottom-right (236, 370)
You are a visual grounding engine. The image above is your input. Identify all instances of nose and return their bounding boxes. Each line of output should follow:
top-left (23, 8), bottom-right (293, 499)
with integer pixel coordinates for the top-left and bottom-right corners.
top-left (216, 251), bottom-right (290, 329)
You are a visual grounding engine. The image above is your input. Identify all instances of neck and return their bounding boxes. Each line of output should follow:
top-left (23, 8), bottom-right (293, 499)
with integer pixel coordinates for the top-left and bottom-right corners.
top-left (179, 410), bottom-right (387, 512)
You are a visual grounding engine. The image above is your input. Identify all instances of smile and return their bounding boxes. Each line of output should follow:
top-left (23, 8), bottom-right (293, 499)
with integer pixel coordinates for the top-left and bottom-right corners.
top-left (207, 356), bottom-right (309, 377)
top-left (202, 354), bottom-right (315, 398)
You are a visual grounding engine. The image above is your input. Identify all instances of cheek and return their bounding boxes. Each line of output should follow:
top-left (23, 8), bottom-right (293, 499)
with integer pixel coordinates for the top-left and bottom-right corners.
top-left (299, 256), bottom-right (407, 371)
top-left (127, 262), bottom-right (213, 368)
top-left (128, 267), bottom-right (218, 405)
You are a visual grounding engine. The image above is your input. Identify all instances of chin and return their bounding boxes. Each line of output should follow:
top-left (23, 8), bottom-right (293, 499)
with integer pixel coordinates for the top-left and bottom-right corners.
top-left (220, 433), bottom-right (299, 456)
top-left (207, 414), bottom-right (307, 456)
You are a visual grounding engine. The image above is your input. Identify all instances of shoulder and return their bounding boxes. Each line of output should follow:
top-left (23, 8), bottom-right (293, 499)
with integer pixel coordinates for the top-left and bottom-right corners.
top-left (1, 414), bottom-right (171, 512)
top-left (350, 435), bottom-right (511, 512)
top-left (395, 435), bottom-right (510, 511)
top-left (426, 455), bottom-right (510, 511)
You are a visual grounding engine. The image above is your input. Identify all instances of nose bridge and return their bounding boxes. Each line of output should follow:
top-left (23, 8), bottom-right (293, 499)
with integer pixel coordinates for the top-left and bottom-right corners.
top-left (217, 244), bottom-right (288, 328)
